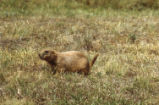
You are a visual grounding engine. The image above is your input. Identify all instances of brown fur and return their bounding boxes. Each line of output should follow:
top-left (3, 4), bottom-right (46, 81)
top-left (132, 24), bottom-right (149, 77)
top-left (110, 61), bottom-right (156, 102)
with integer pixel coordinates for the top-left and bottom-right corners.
top-left (39, 49), bottom-right (99, 75)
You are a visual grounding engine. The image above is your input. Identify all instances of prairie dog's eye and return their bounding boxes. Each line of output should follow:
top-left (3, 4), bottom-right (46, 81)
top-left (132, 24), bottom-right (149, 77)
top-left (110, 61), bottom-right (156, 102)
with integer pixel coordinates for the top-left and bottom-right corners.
top-left (44, 51), bottom-right (49, 54)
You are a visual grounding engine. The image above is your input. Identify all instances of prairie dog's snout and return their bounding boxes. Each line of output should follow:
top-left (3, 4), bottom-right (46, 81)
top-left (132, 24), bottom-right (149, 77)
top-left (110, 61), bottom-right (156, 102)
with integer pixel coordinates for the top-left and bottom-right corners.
top-left (38, 53), bottom-right (43, 59)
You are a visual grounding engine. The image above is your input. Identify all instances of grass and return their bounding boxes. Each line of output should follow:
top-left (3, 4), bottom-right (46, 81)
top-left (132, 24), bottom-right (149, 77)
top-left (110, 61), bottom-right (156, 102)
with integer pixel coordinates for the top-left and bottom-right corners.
top-left (1, 0), bottom-right (159, 105)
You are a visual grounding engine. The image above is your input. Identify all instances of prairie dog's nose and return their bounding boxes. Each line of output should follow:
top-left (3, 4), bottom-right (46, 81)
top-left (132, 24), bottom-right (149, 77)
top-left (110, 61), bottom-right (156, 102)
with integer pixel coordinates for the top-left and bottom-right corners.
top-left (38, 53), bottom-right (42, 58)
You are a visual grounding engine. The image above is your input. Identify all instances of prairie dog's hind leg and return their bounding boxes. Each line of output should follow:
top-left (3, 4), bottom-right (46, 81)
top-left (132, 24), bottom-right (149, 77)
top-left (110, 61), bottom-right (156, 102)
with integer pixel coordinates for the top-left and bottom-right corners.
top-left (77, 69), bottom-right (89, 75)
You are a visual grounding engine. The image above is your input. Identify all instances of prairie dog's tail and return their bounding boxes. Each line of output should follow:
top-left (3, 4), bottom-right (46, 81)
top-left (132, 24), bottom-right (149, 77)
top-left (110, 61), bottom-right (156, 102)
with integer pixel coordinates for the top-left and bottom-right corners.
top-left (90, 54), bottom-right (99, 67)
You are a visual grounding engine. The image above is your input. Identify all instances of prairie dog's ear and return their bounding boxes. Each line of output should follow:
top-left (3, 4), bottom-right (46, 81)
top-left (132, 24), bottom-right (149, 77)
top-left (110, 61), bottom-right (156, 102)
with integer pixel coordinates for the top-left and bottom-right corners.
top-left (51, 50), bottom-right (56, 54)
top-left (51, 50), bottom-right (57, 56)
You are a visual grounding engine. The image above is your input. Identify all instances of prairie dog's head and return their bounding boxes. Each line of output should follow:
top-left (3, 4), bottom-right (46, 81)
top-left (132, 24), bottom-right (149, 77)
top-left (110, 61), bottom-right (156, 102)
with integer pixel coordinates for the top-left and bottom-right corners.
top-left (39, 49), bottom-right (57, 62)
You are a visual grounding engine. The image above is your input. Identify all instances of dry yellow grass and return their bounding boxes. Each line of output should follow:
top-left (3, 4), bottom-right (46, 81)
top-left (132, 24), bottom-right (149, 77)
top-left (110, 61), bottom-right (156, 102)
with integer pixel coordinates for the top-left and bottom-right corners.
top-left (0, 9), bottom-right (159, 104)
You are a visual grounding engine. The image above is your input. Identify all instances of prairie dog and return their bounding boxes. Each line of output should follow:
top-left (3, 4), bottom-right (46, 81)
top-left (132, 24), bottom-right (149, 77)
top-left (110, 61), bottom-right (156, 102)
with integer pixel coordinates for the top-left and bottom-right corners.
top-left (39, 49), bottom-right (99, 75)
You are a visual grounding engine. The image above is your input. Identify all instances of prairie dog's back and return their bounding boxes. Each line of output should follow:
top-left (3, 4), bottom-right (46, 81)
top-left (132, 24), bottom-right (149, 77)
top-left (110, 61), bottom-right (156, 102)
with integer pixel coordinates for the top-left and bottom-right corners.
top-left (60, 51), bottom-right (87, 60)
